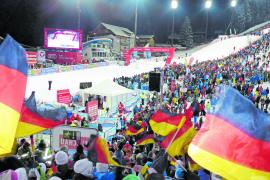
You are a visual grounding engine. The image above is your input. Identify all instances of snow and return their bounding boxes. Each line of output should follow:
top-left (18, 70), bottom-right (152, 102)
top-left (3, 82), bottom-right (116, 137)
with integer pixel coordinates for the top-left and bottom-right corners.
top-left (172, 35), bottom-right (261, 64)
top-left (27, 34), bottom-right (261, 102)
top-left (26, 60), bottom-right (165, 102)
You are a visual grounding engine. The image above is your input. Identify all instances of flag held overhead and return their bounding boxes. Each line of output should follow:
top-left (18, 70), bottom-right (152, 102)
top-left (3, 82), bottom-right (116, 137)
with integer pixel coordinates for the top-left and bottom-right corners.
top-left (0, 35), bottom-right (28, 155)
top-left (188, 86), bottom-right (270, 179)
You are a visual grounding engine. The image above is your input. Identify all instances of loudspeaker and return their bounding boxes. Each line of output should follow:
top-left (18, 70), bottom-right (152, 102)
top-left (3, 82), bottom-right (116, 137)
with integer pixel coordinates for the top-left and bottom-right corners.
top-left (48, 80), bottom-right (52, 90)
top-left (149, 72), bottom-right (161, 92)
top-left (80, 82), bottom-right (92, 89)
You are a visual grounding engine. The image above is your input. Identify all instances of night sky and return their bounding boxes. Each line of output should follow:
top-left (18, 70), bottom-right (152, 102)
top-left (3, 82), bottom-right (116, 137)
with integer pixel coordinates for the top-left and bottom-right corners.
top-left (0, 0), bottom-right (231, 46)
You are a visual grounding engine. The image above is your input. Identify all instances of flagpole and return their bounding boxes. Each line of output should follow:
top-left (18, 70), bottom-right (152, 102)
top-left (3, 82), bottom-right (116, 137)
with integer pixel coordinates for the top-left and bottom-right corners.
top-left (171, 156), bottom-right (187, 172)
top-left (109, 164), bottom-right (132, 169)
top-left (165, 117), bottom-right (186, 154)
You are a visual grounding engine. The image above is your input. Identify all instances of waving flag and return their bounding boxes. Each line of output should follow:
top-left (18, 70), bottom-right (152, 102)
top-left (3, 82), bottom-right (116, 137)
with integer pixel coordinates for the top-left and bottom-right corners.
top-left (188, 86), bottom-right (270, 179)
top-left (16, 92), bottom-right (66, 138)
top-left (0, 36), bottom-right (28, 155)
top-left (125, 121), bottom-right (145, 136)
top-left (160, 114), bottom-right (196, 157)
top-left (150, 108), bottom-right (193, 136)
top-left (136, 134), bottom-right (155, 146)
top-left (93, 136), bottom-right (119, 166)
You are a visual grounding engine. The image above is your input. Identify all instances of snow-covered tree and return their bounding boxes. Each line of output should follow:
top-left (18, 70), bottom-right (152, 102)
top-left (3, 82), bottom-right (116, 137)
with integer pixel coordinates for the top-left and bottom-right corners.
top-left (180, 16), bottom-right (193, 48)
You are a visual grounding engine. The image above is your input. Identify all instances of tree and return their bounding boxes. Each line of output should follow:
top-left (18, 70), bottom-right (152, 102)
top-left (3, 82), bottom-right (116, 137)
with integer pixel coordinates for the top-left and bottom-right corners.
top-left (243, 0), bottom-right (252, 28)
top-left (180, 16), bottom-right (193, 48)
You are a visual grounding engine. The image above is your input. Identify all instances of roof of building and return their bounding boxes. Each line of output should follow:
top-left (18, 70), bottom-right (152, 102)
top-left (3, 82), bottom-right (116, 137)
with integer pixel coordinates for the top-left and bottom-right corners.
top-left (137, 35), bottom-right (154, 39)
top-left (101, 23), bottom-right (134, 37)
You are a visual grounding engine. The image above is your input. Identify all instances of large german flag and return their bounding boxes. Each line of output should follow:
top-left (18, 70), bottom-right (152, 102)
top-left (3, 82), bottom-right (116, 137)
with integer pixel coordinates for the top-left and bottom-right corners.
top-left (0, 36), bottom-right (28, 155)
top-left (16, 92), bottom-right (66, 138)
top-left (160, 115), bottom-right (196, 157)
top-left (188, 86), bottom-right (270, 179)
top-left (150, 108), bottom-right (193, 136)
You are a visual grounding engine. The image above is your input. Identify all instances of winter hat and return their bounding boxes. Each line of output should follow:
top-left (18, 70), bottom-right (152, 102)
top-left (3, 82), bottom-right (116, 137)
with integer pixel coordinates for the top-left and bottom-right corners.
top-left (175, 167), bottom-right (184, 179)
top-left (55, 151), bottom-right (69, 165)
top-left (38, 163), bottom-right (46, 174)
top-left (28, 168), bottom-right (40, 179)
top-left (0, 170), bottom-right (18, 180)
top-left (74, 158), bottom-right (93, 177)
top-left (49, 176), bottom-right (62, 180)
top-left (96, 162), bottom-right (109, 173)
top-left (15, 168), bottom-right (27, 180)
top-left (122, 174), bottom-right (139, 180)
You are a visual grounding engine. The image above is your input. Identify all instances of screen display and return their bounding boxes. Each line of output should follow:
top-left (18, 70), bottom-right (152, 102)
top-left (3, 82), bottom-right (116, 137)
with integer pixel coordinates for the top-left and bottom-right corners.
top-left (63, 130), bottom-right (81, 141)
top-left (44, 28), bottom-right (82, 50)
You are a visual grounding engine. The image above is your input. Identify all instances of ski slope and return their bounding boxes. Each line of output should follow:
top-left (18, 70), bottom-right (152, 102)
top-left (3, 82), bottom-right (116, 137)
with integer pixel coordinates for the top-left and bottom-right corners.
top-left (172, 35), bottom-right (260, 64)
top-left (26, 60), bottom-right (165, 102)
top-left (27, 34), bottom-right (261, 102)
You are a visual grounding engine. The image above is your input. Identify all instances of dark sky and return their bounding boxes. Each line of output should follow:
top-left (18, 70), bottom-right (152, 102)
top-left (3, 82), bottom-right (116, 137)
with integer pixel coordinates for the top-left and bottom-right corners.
top-left (0, 0), bottom-right (231, 46)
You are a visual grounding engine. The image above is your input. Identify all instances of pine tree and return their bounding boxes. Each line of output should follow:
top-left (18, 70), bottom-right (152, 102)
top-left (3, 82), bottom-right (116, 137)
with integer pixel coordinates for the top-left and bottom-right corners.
top-left (180, 16), bottom-right (193, 48)
top-left (235, 5), bottom-right (246, 33)
top-left (244, 0), bottom-right (252, 28)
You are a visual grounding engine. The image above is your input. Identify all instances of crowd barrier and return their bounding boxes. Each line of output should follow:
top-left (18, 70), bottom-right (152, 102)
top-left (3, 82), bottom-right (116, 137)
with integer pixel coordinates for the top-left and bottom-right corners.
top-left (28, 62), bottom-right (109, 76)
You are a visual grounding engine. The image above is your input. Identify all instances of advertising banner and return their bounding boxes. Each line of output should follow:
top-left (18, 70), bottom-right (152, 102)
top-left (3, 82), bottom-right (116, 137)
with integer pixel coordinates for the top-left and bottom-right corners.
top-left (46, 51), bottom-right (82, 65)
top-left (59, 66), bottom-right (73, 72)
top-left (41, 67), bottom-right (59, 74)
top-left (26, 51), bottom-right (37, 65)
top-left (57, 89), bottom-right (71, 104)
top-left (59, 135), bottom-right (89, 150)
top-left (124, 47), bottom-right (175, 66)
top-left (86, 100), bottom-right (98, 121)
top-left (37, 50), bottom-right (46, 62)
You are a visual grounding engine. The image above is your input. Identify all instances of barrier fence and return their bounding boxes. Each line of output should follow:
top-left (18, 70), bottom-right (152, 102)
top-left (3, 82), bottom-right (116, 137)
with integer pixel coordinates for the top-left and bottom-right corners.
top-left (28, 62), bottom-right (109, 76)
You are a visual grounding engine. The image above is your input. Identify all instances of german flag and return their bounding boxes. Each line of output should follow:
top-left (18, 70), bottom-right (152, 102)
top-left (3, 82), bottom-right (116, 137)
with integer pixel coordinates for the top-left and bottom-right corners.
top-left (125, 121), bottom-right (145, 136)
top-left (160, 115), bottom-right (196, 157)
top-left (136, 134), bottom-right (155, 146)
top-left (93, 136), bottom-right (119, 166)
top-left (0, 36), bottom-right (28, 155)
top-left (150, 108), bottom-right (193, 136)
top-left (188, 86), bottom-right (270, 179)
top-left (16, 92), bottom-right (66, 138)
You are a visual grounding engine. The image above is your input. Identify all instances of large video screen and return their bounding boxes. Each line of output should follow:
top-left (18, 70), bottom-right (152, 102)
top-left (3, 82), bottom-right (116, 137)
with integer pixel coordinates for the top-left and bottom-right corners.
top-left (44, 28), bottom-right (83, 50)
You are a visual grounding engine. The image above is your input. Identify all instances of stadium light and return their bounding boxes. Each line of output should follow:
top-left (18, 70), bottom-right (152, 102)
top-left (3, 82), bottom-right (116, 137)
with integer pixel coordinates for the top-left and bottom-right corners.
top-left (231, 0), bottom-right (237, 7)
top-left (171, 0), bottom-right (178, 9)
top-left (171, 0), bottom-right (178, 46)
top-left (205, 0), bottom-right (212, 9)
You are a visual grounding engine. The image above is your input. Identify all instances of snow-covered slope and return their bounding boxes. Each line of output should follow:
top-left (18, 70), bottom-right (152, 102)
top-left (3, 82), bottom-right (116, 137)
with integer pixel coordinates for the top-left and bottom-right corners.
top-left (26, 60), bottom-right (165, 102)
top-left (172, 35), bottom-right (260, 64)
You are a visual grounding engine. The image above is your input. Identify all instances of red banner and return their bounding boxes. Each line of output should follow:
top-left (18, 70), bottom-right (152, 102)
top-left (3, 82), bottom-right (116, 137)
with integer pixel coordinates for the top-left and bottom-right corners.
top-left (26, 51), bottom-right (37, 65)
top-left (57, 89), bottom-right (71, 104)
top-left (47, 51), bottom-right (82, 65)
top-left (86, 100), bottom-right (98, 120)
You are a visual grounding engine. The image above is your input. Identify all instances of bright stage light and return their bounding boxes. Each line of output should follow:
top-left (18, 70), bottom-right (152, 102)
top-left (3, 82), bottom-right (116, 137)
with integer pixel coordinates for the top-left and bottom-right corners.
top-left (171, 0), bottom-right (178, 9)
top-left (205, 0), bottom-right (212, 9)
top-left (231, 0), bottom-right (237, 7)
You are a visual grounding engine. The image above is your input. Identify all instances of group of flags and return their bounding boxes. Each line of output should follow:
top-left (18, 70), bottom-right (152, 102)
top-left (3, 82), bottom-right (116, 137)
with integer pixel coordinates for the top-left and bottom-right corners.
top-left (0, 36), bottom-right (66, 156)
top-left (126, 86), bottom-right (270, 179)
top-left (1, 36), bottom-right (270, 179)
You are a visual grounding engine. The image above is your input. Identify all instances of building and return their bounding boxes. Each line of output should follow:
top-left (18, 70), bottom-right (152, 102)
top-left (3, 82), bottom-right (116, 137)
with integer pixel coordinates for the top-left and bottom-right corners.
top-left (87, 23), bottom-right (135, 55)
top-left (136, 35), bottom-right (155, 47)
top-left (83, 38), bottom-right (114, 63)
